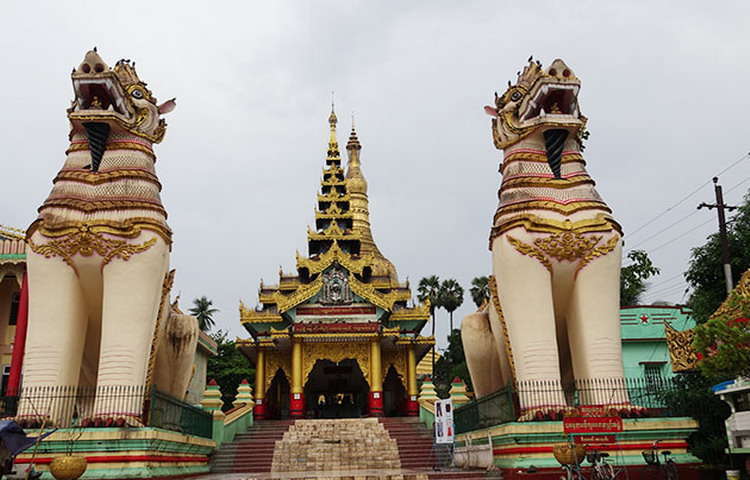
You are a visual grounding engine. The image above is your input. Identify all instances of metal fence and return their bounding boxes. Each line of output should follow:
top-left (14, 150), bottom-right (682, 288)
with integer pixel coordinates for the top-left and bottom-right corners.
top-left (1, 385), bottom-right (212, 438)
top-left (148, 389), bottom-right (213, 438)
top-left (454, 377), bottom-right (679, 434)
top-left (454, 384), bottom-right (516, 435)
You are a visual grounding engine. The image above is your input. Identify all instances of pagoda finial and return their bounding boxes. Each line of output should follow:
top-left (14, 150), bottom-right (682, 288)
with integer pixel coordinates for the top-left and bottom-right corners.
top-left (346, 119), bottom-right (361, 152)
top-left (329, 91), bottom-right (337, 126)
top-left (327, 94), bottom-right (340, 162)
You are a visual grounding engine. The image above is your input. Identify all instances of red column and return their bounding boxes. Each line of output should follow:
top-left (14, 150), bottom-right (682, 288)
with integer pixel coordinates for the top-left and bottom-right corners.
top-left (253, 399), bottom-right (266, 420)
top-left (368, 391), bottom-right (383, 417)
top-left (290, 392), bottom-right (305, 418)
top-left (7, 273), bottom-right (29, 397)
top-left (407, 395), bottom-right (419, 416)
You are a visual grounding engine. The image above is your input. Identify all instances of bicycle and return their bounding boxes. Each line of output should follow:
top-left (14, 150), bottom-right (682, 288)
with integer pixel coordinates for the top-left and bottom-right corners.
top-left (642, 441), bottom-right (679, 480)
top-left (560, 462), bottom-right (586, 480)
top-left (586, 450), bottom-right (622, 480)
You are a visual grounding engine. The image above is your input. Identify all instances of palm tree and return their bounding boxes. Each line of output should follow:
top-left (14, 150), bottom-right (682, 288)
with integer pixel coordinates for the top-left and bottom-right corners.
top-left (190, 296), bottom-right (218, 332)
top-left (469, 276), bottom-right (490, 308)
top-left (417, 275), bottom-right (442, 373)
top-left (440, 279), bottom-right (464, 332)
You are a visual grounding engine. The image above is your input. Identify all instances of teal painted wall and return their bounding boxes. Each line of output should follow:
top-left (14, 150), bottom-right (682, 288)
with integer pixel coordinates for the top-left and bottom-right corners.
top-left (619, 305), bottom-right (695, 379)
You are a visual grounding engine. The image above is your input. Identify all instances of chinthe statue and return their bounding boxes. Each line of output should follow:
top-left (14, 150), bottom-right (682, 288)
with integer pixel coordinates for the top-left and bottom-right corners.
top-left (462, 58), bottom-right (627, 416)
top-left (20, 50), bottom-right (197, 426)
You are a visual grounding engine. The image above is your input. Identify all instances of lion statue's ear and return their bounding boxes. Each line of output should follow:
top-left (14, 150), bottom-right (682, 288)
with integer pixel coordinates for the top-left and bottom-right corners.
top-left (158, 98), bottom-right (176, 115)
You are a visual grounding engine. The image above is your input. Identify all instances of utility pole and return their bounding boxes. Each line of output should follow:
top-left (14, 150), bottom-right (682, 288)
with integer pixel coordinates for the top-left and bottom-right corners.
top-left (698, 177), bottom-right (738, 295)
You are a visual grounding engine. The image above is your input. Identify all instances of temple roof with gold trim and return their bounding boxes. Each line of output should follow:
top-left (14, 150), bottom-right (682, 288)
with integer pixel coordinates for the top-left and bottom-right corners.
top-left (240, 108), bottom-right (430, 340)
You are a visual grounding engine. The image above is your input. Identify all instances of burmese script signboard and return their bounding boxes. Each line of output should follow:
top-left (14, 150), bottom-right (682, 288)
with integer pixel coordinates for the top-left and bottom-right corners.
top-left (563, 416), bottom-right (623, 444)
top-left (295, 304), bottom-right (377, 324)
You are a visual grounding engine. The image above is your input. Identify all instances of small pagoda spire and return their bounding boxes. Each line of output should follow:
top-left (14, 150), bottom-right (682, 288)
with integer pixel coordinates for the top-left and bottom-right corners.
top-left (327, 95), bottom-right (340, 163)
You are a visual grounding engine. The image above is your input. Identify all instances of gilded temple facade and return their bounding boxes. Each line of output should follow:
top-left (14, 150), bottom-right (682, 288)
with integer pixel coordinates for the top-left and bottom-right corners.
top-left (0, 224), bottom-right (26, 395)
top-left (239, 109), bottom-right (433, 419)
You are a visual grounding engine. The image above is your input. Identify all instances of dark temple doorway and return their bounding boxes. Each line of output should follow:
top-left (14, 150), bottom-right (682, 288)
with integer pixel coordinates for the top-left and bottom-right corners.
top-left (265, 368), bottom-right (290, 419)
top-left (304, 359), bottom-right (369, 418)
top-left (383, 365), bottom-right (407, 417)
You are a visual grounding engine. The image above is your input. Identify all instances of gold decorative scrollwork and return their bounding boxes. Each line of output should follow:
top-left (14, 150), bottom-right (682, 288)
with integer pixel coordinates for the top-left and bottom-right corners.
top-left (146, 269), bottom-right (176, 387)
top-left (710, 269), bottom-right (750, 321)
top-left (489, 275), bottom-right (516, 379)
top-left (301, 342), bottom-right (370, 387)
top-left (665, 323), bottom-right (699, 373)
top-left (382, 348), bottom-right (407, 380)
top-left (28, 222), bottom-right (158, 273)
top-left (493, 213), bottom-right (619, 238)
top-left (506, 232), bottom-right (618, 276)
top-left (264, 350), bottom-right (292, 392)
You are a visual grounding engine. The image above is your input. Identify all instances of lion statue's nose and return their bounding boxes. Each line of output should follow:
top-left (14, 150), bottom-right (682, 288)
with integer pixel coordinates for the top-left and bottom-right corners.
top-left (76, 48), bottom-right (109, 74)
top-left (545, 58), bottom-right (576, 80)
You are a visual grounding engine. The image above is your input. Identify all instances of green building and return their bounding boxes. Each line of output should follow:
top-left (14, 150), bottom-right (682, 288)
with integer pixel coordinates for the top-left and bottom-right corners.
top-left (620, 305), bottom-right (695, 380)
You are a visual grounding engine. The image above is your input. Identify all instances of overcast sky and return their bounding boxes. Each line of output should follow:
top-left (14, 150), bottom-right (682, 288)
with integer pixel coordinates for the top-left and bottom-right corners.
top-left (2, 1), bottom-right (749, 348)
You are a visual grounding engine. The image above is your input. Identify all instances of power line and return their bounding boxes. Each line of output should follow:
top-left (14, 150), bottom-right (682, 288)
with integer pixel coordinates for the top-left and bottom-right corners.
top-left (726, 175), bottom-right (750, 195)
top-left (643, 284), bottom-right (690, 301)
top-left (647, 271), bottom-right (685, 289)
top-left (646, 281), bottom-right (689, 297)
top-left (627, 209), bottom-right (701, 250)
top-left (645, 278), bottom-right (687, 295)
top-left (625, 152), bottom-right (750, 239)
top-left (647, 217), bottom-right (715, 254)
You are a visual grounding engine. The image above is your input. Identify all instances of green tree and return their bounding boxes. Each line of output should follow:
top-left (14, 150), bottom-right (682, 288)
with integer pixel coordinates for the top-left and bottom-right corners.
top-left (469, 276), bottom-right (490, 308)
top-left (190, 296), bottom-right (218, 332)
top-left (693, 283), bottom-right (750, 380)
top-left (417, 275), bottom-right (442, 338)
top-left (418, 275), bottom-right (443, 372)
top-left (433, 329), bottom-right (471, 398)
top-left (207, 330), bottom-right (254, 410)
top-left (620, 249), bottom-right (660, 306)
top-left (661, 373), bottom-right (730, 466)
top-left (686, 194), bottom-right (750, 323)
top-left (440, 279), bottom-right (464, 332)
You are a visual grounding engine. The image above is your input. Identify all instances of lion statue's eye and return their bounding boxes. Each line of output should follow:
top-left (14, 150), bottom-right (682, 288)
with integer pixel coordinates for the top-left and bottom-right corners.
top-left (131, 90), bottom-right (144, 99)
top-left (510, 91), bottom-right (522, 102)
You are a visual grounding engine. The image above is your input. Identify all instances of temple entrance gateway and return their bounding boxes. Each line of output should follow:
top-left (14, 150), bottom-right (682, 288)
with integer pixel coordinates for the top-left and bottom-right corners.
top-left (237, 108), bottom-right (434, 419)
top-left (304, 359), bottom-right (368, 418)
top-left (265, 369), bottom-right (290, 420)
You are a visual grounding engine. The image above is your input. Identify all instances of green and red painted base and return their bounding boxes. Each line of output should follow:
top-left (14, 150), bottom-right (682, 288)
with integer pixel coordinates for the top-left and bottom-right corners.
top-left (453, 417), bottom-right (702, 480)
top-left (15, 427), bottom-right (214, 479)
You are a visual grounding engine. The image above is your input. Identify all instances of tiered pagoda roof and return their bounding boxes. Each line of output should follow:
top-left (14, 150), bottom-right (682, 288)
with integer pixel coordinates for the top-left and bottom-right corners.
top-left (240, 108), bottom-right (430, 338)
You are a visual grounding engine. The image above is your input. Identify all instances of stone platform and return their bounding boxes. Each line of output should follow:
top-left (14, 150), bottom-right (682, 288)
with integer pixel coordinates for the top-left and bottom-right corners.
top-left (271, 418), bottom-right (400, 473)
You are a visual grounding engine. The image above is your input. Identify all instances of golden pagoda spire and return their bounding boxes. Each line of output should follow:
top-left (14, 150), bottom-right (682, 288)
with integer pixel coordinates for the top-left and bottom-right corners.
top-left (345, 122), bottom-right (397, 281)
top-left (327, 96), bottom-right (340, 164)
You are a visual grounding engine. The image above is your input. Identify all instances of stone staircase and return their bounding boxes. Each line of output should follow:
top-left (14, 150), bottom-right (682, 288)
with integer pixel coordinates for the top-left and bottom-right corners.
top-left (210, 419), bottom-right (294, 473)
top-left (210, 417), bottom-right (491, 479)
top-left (379, 417), bottom-right (489, 479)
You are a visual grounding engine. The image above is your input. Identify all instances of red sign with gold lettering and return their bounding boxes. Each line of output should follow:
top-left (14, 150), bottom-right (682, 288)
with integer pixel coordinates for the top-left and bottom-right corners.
top-left (296, 306), bottom-right (376, 316)
top-left (563, 417), bottom-right (623, 434)
top-left (293, 322), bottom-right (379, 334)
